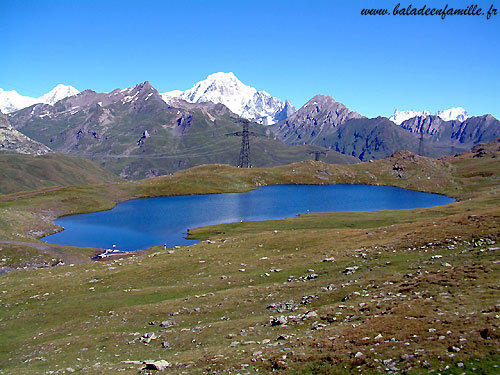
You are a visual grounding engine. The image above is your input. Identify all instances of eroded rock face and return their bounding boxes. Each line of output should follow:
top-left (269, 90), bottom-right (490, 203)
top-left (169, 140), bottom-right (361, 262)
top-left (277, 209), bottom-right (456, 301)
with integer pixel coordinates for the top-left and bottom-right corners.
top-left (271, 94), bottom-right (364, 145)
top-left (0, 111), bottom-right (50, 155)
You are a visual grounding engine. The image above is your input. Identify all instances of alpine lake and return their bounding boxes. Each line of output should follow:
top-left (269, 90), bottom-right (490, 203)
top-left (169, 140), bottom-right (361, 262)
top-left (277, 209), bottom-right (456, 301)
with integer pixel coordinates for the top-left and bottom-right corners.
top-left (43, 184), bottom-right (454, 252)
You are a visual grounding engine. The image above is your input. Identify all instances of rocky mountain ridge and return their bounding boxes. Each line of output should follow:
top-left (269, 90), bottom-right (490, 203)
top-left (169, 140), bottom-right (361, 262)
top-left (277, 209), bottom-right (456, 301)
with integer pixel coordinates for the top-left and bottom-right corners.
top-left (7, 81), bottom-right (356, 179)
top-left (271, 96), bottom-right (499, 161)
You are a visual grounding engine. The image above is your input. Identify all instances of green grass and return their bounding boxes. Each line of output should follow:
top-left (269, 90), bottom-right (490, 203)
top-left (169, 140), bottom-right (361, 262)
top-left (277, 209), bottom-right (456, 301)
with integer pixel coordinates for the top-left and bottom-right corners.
top-left (0, 153), bottom-right (122, 195)
top-left (0, 141), bottom-right (499, 374)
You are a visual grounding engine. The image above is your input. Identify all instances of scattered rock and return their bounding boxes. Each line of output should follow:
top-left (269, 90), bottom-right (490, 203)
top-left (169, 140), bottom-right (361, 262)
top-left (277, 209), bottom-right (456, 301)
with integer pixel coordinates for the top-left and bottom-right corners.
top-left (480, 328), bottom-right (489, 339)
top-left (161, 341), bottom-right (171, 349)
top-left (142, 332), bottom-right (157, 343)
top-left (343, 266), bottom-right (359, 275)
top-left (160, 320), bottom-right (175, 328)
top-left (270, 316), bottom-right (288, 326)
top-left (143, 360), bottom-right (171, 371)
top-left (277, 334), bottom-right (291, 340)
top-left (302, 311), bottom-right (318, 320)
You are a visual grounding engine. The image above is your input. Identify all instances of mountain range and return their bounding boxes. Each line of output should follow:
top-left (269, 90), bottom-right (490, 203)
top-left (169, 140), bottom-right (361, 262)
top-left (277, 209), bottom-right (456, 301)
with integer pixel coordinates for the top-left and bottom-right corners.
top-left (5, 81), bottom-right (356, 179)
top-left (2, 73), bottom-right (500, 178)
top-left (0, 84), bottom-right (79, 114)
top-left (271, 96), bottom-right (500, 160)
top-left (389, 107), bottom-right (469, 125)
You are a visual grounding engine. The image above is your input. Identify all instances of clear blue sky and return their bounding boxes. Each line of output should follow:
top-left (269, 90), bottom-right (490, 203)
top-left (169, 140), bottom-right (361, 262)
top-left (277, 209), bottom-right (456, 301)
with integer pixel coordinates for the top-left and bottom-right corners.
top-left (1, 0), bottom-right (499, 118)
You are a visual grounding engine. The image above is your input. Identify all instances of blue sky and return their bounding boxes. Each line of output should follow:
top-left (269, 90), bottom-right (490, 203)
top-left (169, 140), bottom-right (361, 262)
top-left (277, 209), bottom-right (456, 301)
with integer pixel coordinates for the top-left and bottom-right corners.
top-left (1, 0), bottom-right (499, 118)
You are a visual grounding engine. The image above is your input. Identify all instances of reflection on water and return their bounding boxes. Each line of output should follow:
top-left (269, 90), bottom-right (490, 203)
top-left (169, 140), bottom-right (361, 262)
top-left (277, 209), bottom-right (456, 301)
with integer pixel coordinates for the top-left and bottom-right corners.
top-left (43, 184), bottom-right (454, 251)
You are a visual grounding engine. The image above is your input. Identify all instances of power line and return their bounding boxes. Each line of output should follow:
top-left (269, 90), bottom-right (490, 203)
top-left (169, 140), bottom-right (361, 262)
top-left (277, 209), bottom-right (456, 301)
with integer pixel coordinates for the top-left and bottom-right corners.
top-left (225, 119), bottom-right (260, 168)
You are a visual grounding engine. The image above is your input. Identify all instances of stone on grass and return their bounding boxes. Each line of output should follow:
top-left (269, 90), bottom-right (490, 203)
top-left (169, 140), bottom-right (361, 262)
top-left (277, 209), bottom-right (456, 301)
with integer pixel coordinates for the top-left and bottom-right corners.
top-left (142, 332), bottom-right (157, 343)
top-left (270, 315), bottom-right (287, 326)
top-left (302, 311), bottom-right (318, 320)
top-left (144, 360), bottom-right (171, 371)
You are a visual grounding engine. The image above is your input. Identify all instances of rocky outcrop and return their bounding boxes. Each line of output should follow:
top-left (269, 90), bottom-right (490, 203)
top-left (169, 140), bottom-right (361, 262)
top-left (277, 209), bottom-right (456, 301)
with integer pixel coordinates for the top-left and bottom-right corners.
top-left (0, 111), bottom-right (50, 155)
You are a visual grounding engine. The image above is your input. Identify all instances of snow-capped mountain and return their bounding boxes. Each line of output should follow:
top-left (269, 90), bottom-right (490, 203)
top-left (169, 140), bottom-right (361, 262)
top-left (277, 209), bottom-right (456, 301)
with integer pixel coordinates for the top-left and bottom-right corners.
top-left (0, 84), bottom-right (79, 113)
top-left (389, 110), bottom-right (431, 125)
top-left (0, 89), bottom-right (38, 114)
top-left (390, 107), bottom-right (469, 125)
top-left (38, 84), bottom-right (79, 106)
top-left (435, 107), bottom-right (469, 122)
top-left (161, 72), bottom-right (295, 124)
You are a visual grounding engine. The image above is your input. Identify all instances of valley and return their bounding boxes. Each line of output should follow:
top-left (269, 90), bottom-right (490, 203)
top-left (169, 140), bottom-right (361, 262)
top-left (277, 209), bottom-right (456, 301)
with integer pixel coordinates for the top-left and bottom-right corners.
top-left (0, 138), bottom-right (499, 374)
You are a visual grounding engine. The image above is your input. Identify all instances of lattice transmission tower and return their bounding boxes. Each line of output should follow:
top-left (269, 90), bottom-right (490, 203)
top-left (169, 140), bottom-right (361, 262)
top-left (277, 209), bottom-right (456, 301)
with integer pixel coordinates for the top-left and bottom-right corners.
top-left (226, 119), bottom-right (259, 168)
top-left (309, 150), bottom-right (327, 161)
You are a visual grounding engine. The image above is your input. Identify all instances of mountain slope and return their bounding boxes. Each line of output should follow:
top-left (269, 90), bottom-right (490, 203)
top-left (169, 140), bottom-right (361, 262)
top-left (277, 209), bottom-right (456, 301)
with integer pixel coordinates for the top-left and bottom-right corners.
top-left (270, 94), bottom-right (364, 145)
top-left (0, 85), bottom-right (79, 113)
top-left (0, 110), bottom-right (51, 155)
top-left (162, 72), bottom-right (295, 124)
top-left (8, 82), bottom-right (357, 179)
top-left (325, 117), bottom-right (442, 161)
top-left (0, 153), bottom-right (122, 195)
top-left (399, 114), bottom-right (500, 154)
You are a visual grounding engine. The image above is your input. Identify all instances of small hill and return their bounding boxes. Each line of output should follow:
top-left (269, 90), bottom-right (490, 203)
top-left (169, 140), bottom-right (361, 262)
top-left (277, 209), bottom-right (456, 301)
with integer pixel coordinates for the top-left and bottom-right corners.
top-left (0, 153), bottom-right (122, 195)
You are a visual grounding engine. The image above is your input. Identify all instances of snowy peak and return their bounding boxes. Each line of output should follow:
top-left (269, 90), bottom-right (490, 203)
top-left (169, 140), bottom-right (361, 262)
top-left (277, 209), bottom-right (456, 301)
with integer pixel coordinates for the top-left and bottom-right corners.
top-left (0, 84), bottom-right (80, 113)
top-left (161, 72), bottom-right (295, 124)
top-left (389, 110), bottom-right (431, 125)
top-left (0, 88), bottom-right (37, 114)
top-left (435, 107), bottom-right (469, 122)
top-left (390, 107), bottom-right (469, 125)
top-left (38, 84), bottom-right (79, 105)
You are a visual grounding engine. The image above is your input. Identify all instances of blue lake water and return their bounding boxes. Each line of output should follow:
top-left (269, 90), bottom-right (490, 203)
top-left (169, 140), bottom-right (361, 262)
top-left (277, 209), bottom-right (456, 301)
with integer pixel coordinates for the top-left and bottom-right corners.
top-left (42, 184), bottom-right (454, 251)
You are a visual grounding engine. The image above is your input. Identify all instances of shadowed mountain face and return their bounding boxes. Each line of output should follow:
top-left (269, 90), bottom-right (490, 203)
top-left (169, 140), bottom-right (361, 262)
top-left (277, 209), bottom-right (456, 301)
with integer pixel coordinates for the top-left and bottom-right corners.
top-left (399, 114), bottom-right (500, 155)
top-left (271, 95), bottom-right (500, 161)
top-left (7, 83), bottom-right (357, 179)
top-left (270, 96), bottom-right (437, 161)
top-left (325, 117), bottom-right (443, 161)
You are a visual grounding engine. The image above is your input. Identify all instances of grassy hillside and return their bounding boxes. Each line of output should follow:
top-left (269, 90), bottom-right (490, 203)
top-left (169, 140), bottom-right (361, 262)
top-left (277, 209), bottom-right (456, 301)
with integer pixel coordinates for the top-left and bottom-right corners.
top-left (0, 140), bottom-right (499, 374)
top-left (0, 153), bottom-right (122, 195)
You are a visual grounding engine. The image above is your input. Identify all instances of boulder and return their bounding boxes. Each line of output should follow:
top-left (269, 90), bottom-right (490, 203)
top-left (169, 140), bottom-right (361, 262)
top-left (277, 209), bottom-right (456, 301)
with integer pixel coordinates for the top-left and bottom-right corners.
top-left (144, 360), bottom-right (171, 371)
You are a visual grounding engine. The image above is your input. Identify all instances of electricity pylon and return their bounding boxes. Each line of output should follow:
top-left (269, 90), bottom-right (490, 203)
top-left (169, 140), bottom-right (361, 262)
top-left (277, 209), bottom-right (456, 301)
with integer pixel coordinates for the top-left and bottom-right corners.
top-left (309, 150), bottom-right (327, 161)
top-left (226, 119), bottom-right (259, 168)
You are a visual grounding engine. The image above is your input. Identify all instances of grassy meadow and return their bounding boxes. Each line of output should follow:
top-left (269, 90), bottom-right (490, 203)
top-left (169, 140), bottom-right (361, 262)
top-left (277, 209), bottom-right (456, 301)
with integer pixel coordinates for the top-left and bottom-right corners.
top-left (0, 141), bottom-right (499, 374)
